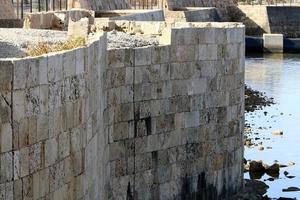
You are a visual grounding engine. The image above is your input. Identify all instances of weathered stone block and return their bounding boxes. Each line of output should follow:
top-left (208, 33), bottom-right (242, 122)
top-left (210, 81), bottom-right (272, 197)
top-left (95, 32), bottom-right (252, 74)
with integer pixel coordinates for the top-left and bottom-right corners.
top-left (0, 61), bottom-right (13, 91)
top-left (58, 132), bottom-right (70, 160)
top-left (45, 137), bottom-right (58, 167)
top-left (196, 44), bottom-right (218, 61)
top-left (0, 152), bottom-right (13, 183)
top-left (135, 47), bottom-right (152, 66)
top-left (68, 18), bottom-right (90, 39)
top-left (0, 123), bottom-right (12, 153)
top-left (152, 46), bottom-right (170, 64)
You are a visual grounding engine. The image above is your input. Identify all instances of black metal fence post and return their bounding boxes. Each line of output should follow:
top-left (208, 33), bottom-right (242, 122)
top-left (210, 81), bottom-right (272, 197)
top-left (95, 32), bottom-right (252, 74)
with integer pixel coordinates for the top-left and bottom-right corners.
top-left (38, 0), bottom-right (41, 11)
top-left (21, 0), bottom-right (24, 19)
top-left (46, 0), bottom-right (48, 11)
top-left (30, 0), bottom-right (32, 12)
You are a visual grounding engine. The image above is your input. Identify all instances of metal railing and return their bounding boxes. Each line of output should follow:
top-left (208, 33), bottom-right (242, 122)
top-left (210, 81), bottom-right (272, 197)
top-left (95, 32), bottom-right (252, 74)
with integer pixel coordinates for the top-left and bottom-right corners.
top-left (12, 0), bottom-right (67, 19)
top-left (128, 0), bottom-right (163, 9)
top-left (238, 0), bottom-right (300, 5)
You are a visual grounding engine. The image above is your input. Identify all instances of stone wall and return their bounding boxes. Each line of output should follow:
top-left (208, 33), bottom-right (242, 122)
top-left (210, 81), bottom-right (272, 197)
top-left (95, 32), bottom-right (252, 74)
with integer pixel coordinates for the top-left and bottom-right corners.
top-left (0, 33), bottom-right (108, 200)
top-left (0, 22), bottom-right (245, 200)
top-left (164, 7), bottom-right (220, 23)
top-left (0, 0), bottom-right (16, 19)
top-left (68, 0), bottom-right (130, 10)
top-left (267, 6), bottom-right (300, 38)
top-left (165, 0), bottom-right (236, 20)
top-left (105, 22), bottom-right (245, 199)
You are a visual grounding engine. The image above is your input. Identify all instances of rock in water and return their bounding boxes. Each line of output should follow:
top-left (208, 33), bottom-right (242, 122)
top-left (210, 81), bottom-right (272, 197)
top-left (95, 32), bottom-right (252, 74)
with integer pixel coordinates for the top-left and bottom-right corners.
top-left (282, 187), bottom-right (300, 192)
top-left (272, 130), bottom-right (283, 135)
top-left (249, 160), bottom-right (265, 172)
top-left (265, 163), bottom-right (280, 177)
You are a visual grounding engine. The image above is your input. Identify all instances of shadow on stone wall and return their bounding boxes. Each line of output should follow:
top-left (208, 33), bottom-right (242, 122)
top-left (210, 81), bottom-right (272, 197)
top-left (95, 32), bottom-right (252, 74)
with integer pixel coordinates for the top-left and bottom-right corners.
top-left (227, 6), bottom-right (266, 36)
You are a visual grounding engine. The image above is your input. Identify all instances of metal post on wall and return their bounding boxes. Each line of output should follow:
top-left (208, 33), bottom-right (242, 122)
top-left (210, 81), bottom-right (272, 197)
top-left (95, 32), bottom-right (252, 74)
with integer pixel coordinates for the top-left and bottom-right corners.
top-left (21, 0), bottom-right (24, 19)
top-left (38, 0), bottom-right (41, 11)
top-left (46, 0), bottom-right (48, 11)
top-left (16, 0), bottom-right (20, 18)
top-left (30, 0), bottom-right (32, 12)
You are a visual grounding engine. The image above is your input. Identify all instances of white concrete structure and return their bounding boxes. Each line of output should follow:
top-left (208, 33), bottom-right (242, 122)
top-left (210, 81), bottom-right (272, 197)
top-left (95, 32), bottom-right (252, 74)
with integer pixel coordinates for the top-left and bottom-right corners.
top-left (263, 33), bottom-right (283, 53)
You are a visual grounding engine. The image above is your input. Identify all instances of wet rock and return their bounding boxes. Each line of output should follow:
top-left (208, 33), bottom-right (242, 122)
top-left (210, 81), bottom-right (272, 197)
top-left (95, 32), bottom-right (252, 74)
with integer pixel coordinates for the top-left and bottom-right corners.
top-left (265, 163), bottom-right (280, 177)
top-left (245, 85), bottom-right (274, 113)
top-left (282, 187), bottom-right (300, 192)
top-left (286, 175), bottom-right (296, 179)
top-left (244, 139), bottom-right (253, 146)
top-left (230, 179), bottom-right (269, 200)
top-left (249, 161), bottom-right (265, 172)
top-left (258, 146), bottom-right (264, 151)
top-left (272, 130), bottom-right (283, 136)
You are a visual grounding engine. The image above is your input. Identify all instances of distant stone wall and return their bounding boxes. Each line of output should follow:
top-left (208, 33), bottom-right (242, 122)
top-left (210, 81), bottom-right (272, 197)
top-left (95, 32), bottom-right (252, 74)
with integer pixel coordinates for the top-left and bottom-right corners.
top-left (0, 22), bottom-right (245, 199)
top-left (164, 7), bottom-right (220, 23)
top-left (165, 0), bottom-right (236, 20)
top-left (68, 0), bottom-right (130, 10)
top-left (0, 0), bottom-right (16, 19)
top-left (233, 6), bottom-right (300, 38)
top-left (267, 6), bottom-right (300, 38)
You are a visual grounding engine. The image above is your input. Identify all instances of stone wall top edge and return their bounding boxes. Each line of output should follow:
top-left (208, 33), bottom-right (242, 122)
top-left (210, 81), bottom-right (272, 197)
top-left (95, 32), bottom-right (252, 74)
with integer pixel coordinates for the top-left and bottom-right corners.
top-left (96, 9), bottom-right (163, 14)
top-left (27, 8), bottom-right (95, 16)
top-left (99, 20), bottom-right (244, 29)
top-left (173, 22), bottom-right (245, 28)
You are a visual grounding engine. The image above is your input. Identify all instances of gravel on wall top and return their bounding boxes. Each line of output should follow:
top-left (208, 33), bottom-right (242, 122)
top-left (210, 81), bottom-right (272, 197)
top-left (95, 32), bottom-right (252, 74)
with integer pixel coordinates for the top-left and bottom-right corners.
top-left (107, 30), bottom-right (159, 49)
top-left (0, 28), bottom-right (68, 58)
top-left (0, 28), bottom-right (159, 58)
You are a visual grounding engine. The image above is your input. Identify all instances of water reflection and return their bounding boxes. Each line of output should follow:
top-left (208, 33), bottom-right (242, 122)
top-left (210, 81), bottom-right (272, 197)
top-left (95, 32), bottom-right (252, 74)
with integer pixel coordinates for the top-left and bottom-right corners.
top-left (245, 54), bottom-right (300, 199)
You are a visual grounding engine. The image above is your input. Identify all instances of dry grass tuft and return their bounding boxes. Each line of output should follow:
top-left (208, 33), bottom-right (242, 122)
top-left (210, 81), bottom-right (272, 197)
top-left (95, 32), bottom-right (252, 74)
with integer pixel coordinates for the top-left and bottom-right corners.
top-left (26, 37), bottom-right (86, 57)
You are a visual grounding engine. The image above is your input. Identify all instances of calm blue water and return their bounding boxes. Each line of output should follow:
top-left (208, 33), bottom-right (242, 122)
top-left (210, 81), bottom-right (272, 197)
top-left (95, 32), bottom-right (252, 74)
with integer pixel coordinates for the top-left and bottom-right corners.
top-left (245, 54), bottom-right (300, 199)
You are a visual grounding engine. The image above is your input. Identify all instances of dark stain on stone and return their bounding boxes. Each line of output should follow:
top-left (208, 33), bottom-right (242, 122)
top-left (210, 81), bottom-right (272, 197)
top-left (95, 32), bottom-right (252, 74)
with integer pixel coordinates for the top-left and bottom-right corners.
top-left (151, 151), bottom-right (160, 200)
top-left (126, 182), bottom-right (134, 200)
top-left (145, 117), bottom-right (151, 135)
top-left (178, 172), bottom-right (222, 200)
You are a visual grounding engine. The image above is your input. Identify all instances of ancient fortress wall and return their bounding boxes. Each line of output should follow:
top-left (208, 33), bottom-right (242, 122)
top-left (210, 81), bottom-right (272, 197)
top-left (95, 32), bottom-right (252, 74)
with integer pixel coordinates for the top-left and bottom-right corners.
top-left (0, 0), bottom-right (16, 19)
top-left (0, 22), bottom-right (245, 199)
top-left (0, 33), bottom-right (108, 200)
top-left (105, 22), bottom-right (245, 199)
